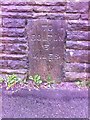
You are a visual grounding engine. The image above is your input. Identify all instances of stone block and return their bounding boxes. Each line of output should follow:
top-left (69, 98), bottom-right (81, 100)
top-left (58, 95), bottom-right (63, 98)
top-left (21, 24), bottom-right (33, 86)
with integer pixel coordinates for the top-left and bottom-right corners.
top-left (0, 28), bottom-right (25, 37)
top-left (66, 13), bottom-right (80, 20)
top-left (67, 31), bottom-right (89, 41)
top-left (65, 72), bottom-right (89, 81)
top-left (66, 41), bottom-right (89, 50)
top-left (1, 12), bottom-right (33, 19)
top-left (33, 6), bottom-right (65, 12)
top-left (0, 68), bottom-right (27, 74)
top-left (0, 60), bottom-right (28, 69)
top-left (65, 63), bottom-right (90, 72)
top-left (2, 18), bottom-right (26, 28)
top-left (0, 0), bottom-right (66, 6)
top-left (67, 2), bottom-right (89, 13)
top-left (65, 49), bottom-right (89, 63)
top-left (0, 54), bottom-right (27, 61)
top-left (67, 20), bottom-right (89, 31)
top-left (27, 19), bottom-right (66, 81)
top-left (81, 14), bottom-right (89, 20)
top-left (2, 5), bottom-right (65, 13)
top-left (0, 44), bottom-right (4, 52)
top-left (0, 43), bottom-right (28, 54)
top-left (0, 37), bottom-right (27, 43)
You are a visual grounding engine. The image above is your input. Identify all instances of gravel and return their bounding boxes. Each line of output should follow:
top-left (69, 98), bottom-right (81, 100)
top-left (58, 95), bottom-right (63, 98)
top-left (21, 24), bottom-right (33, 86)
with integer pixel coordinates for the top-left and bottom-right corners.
top-left (1, 86), bottom-right (89, 118)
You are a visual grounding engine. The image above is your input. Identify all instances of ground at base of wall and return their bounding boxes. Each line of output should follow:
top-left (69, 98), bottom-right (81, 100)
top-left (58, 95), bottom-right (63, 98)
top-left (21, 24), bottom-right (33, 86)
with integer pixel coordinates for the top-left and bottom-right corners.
top-left (0, 83), bottom-right (89, 118)
top-left (0, 81), bottom-right (89, 95)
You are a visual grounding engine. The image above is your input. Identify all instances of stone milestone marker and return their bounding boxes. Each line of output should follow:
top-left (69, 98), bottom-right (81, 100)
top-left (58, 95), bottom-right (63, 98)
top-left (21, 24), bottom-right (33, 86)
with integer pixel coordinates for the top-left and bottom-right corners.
top-left (27, 19), bottom-right (66, 81)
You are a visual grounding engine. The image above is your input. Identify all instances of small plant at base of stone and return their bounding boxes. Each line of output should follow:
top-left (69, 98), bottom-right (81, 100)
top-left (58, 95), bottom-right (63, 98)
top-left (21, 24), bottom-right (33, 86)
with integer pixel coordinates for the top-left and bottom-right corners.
top-left (75, 79), bottom-right (90, 88)
top-left (0, 74), bottom-right (90, 94)
top-left (6, 74), bottom-right (21, 89)
top-left (0, 77), bottom-right (4, 83)
top-left (46, 75), bottom-right (55, 87)
top-left (29, 74), bottom-right (42, 86)
top-left (0, 74), bottom-right (26, 93)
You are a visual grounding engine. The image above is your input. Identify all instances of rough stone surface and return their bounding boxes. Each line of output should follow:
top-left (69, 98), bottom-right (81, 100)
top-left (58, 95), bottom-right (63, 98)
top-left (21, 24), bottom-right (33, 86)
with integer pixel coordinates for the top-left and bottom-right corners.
top-left (66, 2), bottom-right (89, 13)
top-left (1, 12), bottom-right (66, 19)
top-left (67, 20), bottom-right (89, 31)
top-left (0, 60), bottom-right (28, 69)
top-left (2, 6), bottom-right (66, 13)
top-left (66, 49), bottom-right (89, 63)
top-left (27, 19), bottom-right (65, 81)
top-left (0, 0), bottom-right (66, 6)
top-left (0, 69), bottom-right (27, 74)
top-left (1, 12), bottom-right (33, 19)
top-left (66, 41), bottom-right (89, 50)
top-left (0, 43), bottom-right (27, 54)
top-left (67, 31), bottom-right (89, 41)
top-left (0, 37), bottom-right (27, 43)
top-left (2, 18), bottom-right (26, 28)
top-left (65, 63), bottom-right (90, 72)
top-left (0, 54), bottom-right (28, 61)
top-left (0, 17), bottom-right (2, 28)
top-left (81, 14), bottom-right (89, 20)
top-left (0, 28), bottom-right (25, 37)
top-left (66, 13), bottom-right (80, 20)
top-left (65, 72), bottom-right (89, 81)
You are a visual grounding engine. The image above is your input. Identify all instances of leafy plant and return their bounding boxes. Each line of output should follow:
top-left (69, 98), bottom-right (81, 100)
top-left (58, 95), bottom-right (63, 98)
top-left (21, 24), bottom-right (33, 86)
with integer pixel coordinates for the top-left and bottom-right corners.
top-left (0, 73), bottom-right (90, 95)
top-left (46, 75), bottom-right (55, 85)
top-left (75, 79), bottom-right (90, 88)
top-left (86, 81), bottom-right (90, 88)
top-left (29, 74), bottom-right (42, 85)
top-left (0, 77), bottom-right (4, 83)
top-left (6, 74), bottom-right (21, 89)
top-left (75, 79), bottom-right (82, 87)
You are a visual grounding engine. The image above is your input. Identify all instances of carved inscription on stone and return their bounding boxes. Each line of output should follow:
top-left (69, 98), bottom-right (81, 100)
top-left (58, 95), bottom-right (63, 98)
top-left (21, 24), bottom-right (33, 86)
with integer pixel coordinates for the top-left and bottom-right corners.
top-left (27, 19), bottom-right (65, 81)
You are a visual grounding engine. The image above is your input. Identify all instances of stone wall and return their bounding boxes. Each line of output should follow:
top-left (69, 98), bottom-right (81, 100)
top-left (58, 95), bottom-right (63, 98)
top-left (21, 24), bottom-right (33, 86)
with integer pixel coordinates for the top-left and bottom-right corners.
top-left (0, 0), bottom-right (90, 81)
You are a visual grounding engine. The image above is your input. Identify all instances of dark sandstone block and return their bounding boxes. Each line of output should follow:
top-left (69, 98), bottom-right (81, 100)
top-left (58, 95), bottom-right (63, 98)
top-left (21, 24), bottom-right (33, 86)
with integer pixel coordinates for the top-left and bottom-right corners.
top-left (33, 6), bottom-right (65, 12)
top-left (32, 13), bottom-right (65, 19)
top-left (0, 0), bottom-right (66, 6)
top-left (66, 2), bottom-right (89, 13)
top-left (66, 41), bottom-right (89, 50)
top-left (8, 60), bottom-right (28, 69)
top-left (2, 18), bottom-right (26, 28)
top-left (34, 1), bottom-right (66, 6)
top-left (27, 19), bottom-right (66, 81)
top-left (1, 6), bottom-right (33, 12)
top-left (67, 20), bottom-right (89, 31)
top-left (0, 43), bottom-right (28, 54)
top-left (1, 12), bottom-right (33, 18)
top-left (81, 14), bottom-right (89, 20)
top-left (0, 60), bottom-right (28, 69)
top-left (2, 6), bottom-right (65, 13)
top-left (0, 54), bottom-right (27, 61)
top-left (65, 63), bottom-right (90, 73)
top-left (0, 60), bottom-right (8, 68)
top-left (1, 12), bottom-right (66, 19)
top-left (46, 13), bottom-right (65, 20)
top-left (0, 44), bottom-right (4, 52)
top-left (0, 18), bottom-right (2, 28)
top-left (67, 31), bottom-right (89, 41)
top-left (0, 37), bottom-right (27, 43)
top-left (65, 13), bottom-right (80, 20)
top-left (65, 72), bottom-right (89, 81)
top-left (65, 49), bottom-right (89, 63)
top-left (0, 68), bottom-right (27, 74)
top-left (0, 28), bottom-right (25, 37)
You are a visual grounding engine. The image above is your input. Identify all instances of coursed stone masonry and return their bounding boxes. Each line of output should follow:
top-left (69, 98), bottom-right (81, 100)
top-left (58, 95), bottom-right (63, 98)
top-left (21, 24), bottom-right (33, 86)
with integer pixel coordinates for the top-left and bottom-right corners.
top-left (0, 0), bottom-right (89, 81)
